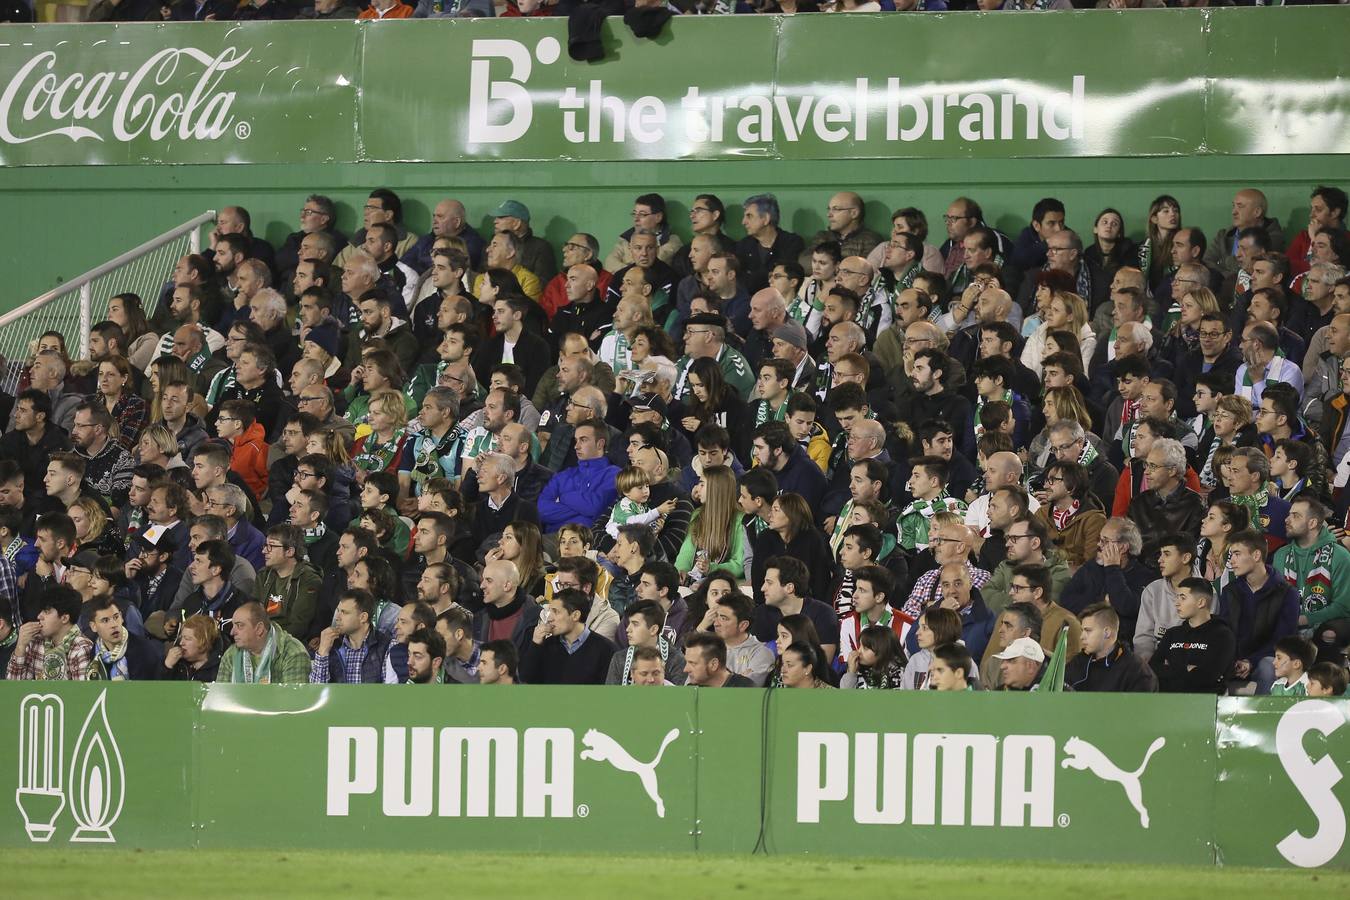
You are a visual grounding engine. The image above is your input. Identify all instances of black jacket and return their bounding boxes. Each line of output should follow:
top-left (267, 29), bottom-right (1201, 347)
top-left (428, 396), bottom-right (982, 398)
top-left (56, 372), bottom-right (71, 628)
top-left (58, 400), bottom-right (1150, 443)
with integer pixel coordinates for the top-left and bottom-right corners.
top-left (1065, 643), bottom-right (1157, 693)
top-left (473, 590), bottom-right (543, 658)
top-left (1127, 486), bottom-right (1206, 561)
top-left (750, 528), bottom-right (836, 607)
top-left (0, 424), bottom-right (70, 505)
top-left (1150, 616), bottom-right (1236, 694)
top-left (519, 629), bottom-right (616, 685)
top-left (734, 230), bottom-right (807, 295)
top-left (471, 330), bottom-right (553, 399)
top-left (89, 633), bottom-right (163, 681)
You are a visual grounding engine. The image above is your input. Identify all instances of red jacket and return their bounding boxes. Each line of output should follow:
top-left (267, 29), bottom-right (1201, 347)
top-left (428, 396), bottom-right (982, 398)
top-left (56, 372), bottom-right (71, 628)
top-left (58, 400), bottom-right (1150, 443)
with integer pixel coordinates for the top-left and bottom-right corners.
top-left (540, 268), bottom-right (612, 320)
top-left (230, 422), bottom-right (269, 500)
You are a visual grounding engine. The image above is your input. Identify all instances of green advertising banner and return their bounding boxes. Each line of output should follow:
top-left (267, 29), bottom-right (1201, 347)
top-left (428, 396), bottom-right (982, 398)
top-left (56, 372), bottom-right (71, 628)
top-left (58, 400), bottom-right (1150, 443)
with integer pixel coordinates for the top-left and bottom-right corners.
top-left (0, 9), bottom-right (1346, 167)
top-left (1215, 698), bottom-right (1350, 870)
top-left (2, 684), bottom-right (1349, 869)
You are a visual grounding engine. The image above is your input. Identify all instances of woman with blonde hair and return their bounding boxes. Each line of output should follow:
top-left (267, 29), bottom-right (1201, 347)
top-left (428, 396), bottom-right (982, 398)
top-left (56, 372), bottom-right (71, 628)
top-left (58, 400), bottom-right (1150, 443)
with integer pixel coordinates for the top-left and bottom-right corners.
top-left (674, 465), bottom-right (745, 586)
top-left (350, 389), bottom-right (409, 478)
top-left (1196, 393), bottom-right (1259, 491)
top-left (1161, 287), bottom-right (1221, 364)
top-left (1029, 387), bottom-right (1097, 473)
top-left (146, 354), bottom-right (193, 420)
top-left (69, 496), bottom-right (123, 558)
top-left (96, 354), bottom-right (148, 449)
top-left (1022, 290), bottom-right (1094, 375)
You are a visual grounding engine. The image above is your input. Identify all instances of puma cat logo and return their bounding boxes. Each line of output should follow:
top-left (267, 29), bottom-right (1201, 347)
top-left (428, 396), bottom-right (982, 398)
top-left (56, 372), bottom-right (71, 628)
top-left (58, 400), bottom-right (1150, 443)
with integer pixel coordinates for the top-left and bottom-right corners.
top-left (1062, 736), bottom-right (1166, 828)
top-left (580, 727), bottom-right (681, 818)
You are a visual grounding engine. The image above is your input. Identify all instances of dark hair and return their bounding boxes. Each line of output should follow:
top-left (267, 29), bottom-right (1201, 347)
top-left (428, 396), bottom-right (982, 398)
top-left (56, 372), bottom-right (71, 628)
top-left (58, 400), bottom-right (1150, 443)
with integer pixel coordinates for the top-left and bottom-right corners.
top-left (407, 627), bottom-right (446, 663)
top-left (1177, 576), bottom-right (1215, 603)
top-left (626, 599), bottom-right (667, 632)
top-left (481, 639), bottom-right (519, 678)
top-left (1003, 601), bottom-right (1043, 638)
top-left (858, 625), bottom-right (905, 673)
top-left (921, 607), bottom-right (963, 646)
top-left (195, 539), bottom-right (235, 582)
top-left (852, 561), bottom-right (892, 597)
top-left (1274, 635), bottom-right (1317, 673)
top-left (38, 585), bottom-right (83, 625)
top-left (340, 588), bottom-right (376, 625)
top-left (753, 421), bottom-right (795, 457)
top-left (933, 642), bottom-right (974, 680)
top-left (640, 561), bottom-right (680, 601)
top-left (1012, 563), bottom-right (1052, 601)
top-left (1031, 198), bottom-right (1065, 223)
top-left (765, 555), bottom-right (810, 598)
top-left (1309, 661), bottom-right (1349, 695)
top-left (782, 640), bottom-right (827, 683)
top-left (739, 467), bottom-right (779, 504)
top-left (684, 631), bottom-right (727, 667)
top-left (553, 587), bottom-right (593, 624)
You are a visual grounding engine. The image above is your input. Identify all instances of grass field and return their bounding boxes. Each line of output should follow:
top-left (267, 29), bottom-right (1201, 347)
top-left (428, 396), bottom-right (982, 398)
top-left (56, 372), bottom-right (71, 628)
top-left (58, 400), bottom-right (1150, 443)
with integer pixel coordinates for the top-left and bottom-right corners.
top-left (4, 850), bottom-right (1350, 899)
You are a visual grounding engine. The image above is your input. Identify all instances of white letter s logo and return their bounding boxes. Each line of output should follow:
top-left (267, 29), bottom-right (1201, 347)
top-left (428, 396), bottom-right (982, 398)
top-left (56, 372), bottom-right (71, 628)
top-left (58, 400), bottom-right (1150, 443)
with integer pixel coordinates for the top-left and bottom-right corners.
top-left (1276, 700), bottom-right (1346, 868)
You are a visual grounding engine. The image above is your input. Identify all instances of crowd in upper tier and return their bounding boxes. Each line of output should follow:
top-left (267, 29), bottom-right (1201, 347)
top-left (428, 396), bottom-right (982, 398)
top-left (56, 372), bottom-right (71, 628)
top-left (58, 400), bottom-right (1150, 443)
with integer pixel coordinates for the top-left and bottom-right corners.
top-left (1, 184), bottom-right (1349, 696)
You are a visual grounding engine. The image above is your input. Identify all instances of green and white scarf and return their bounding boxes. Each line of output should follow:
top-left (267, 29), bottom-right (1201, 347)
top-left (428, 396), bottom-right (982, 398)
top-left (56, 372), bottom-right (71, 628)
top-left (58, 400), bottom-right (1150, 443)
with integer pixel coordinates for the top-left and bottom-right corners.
top-left (235, 624), bottom-right (278, 684)
top-left (898, 492), bottom-right (965, 551)
top-left (41, 628), bottom-right (81, 681)
top-left (304, 521), bottom-right (327, 545)
top-left (1281, 540), bottom-right (1337, 616)
top-left (205, 364), bottom-right (237, 407)
top-left (753, 397), bottom-right (789, 428)
top-left (1230, 489), bottom-right (1269, 530)
top-left (353, 428), bottom-right (405, 474)
top-left (1077, 441), bottom-right (1099, 469)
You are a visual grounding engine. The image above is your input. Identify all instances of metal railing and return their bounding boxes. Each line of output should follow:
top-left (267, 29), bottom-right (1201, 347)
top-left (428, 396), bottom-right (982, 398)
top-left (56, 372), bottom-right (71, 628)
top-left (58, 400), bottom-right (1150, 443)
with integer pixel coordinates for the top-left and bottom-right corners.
top-left (0, 211), bottom-right (215, 393)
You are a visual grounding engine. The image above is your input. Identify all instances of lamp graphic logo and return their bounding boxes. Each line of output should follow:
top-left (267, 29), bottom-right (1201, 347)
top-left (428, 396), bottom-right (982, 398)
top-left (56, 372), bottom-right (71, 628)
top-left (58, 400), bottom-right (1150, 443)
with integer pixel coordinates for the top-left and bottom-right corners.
top-left (16, 694), bottom-right (65, 842)
top-left (15, 690), bottom-right (125, 843)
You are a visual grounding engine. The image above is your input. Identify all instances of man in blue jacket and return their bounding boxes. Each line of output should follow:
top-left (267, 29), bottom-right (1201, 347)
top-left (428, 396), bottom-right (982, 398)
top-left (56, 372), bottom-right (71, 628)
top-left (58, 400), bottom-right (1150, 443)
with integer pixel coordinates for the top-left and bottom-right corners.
top-left (537, 420), bottom-right (620, 534)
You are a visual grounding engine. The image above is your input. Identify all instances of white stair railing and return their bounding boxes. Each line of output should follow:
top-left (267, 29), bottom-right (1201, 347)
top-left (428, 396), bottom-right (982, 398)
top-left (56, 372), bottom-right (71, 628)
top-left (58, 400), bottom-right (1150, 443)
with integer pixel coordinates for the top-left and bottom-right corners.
top-left (0, 210), bottom-right (217, 393)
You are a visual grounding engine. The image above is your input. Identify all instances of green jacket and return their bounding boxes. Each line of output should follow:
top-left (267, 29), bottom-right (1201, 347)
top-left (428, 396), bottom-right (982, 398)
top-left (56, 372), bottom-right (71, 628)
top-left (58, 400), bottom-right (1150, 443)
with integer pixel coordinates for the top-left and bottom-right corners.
top-left (216, 624), bottom-right (312, 684)
top-left (674, 345), bottom-right (754, 403)
top-left (1272, 525), bottom-right (1350, 627)
top-left (254, 562), bottom-right (322, 640)
top-left (675, 511), bottom-right (746, 581)
top-left (982, 549), bottom-right (1072, 616)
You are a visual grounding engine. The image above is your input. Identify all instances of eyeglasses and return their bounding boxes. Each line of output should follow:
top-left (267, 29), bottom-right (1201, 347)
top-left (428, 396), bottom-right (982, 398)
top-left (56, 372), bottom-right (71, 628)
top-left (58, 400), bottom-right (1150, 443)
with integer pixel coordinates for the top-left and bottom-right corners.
top-left (1009, 583), bottom-right (1032, 593)
top-left (690, 206), bottom-right (714, 214)
top-left (943, 214), bottom-right (972, 223)
top-left (1143, 461), bottom-right (1166, 470)
top-left (1044, 475), bottom-right (1066, 484)
top-left (838, 268), bottom-right (867, 278)
top-left (902, 338), bottom-right (932, 347)
top-left (631, 210), bottom-right (655, 218)
top-left (827, 206), bottom-right (856, 214)
top-left (562, 242), bottom-right (590, 252)
top-left (1098, 536), bottom-right (1125, 545)
top-left (216, 417), bottom-right (238, 424)
top-left (362, 203), bottom-right (384, 212)
top-left (1198, 330), bottom-right (1227, 339)
top-left (295, 470), bottom-right (317, 480)
top-left (1047, 247), bottom-right (1073, 254)
top-left (686, 329), bottom-right (711, 338)
top-left (300, 208), bottom-right (326, 217)
top-left (264, 543), bottom-right (286, 552)
top-left (1050, 442), bottom-right (1078, 454)
top-left (297, 396), bottom-right (322, 404)
top-left (1005, 533), bottom-right (1035, 542)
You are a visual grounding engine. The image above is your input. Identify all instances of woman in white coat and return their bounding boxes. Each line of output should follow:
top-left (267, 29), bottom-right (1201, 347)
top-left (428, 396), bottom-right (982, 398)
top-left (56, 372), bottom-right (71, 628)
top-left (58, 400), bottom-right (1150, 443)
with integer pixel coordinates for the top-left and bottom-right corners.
top-left (1021, 289), bottom-right (1095, 377)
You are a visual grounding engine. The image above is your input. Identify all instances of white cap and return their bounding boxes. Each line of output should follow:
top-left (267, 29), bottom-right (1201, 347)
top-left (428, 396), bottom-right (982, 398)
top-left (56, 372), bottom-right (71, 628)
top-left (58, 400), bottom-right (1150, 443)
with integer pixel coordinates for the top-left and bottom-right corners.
top-left (994, 636), bottom-right (1046, 664)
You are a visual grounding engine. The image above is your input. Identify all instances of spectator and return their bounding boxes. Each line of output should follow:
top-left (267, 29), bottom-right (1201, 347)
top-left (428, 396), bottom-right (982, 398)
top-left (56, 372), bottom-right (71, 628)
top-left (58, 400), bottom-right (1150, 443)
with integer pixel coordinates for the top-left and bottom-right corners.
top-left (1128, 437), bottom-right (1205, 560)
top-left (86, 592), bottom-right (160, 681)
top-left (436, 607), bottom-right (482, 684)
top-left (519, 588), bottom-right (614, 685)
top-left (607, 600), bottom-right (686, 686)
top-left (207, 484), bottom-right (265, 570)
top-left (1066, 603), bottom-right (1156, 693)
top-left (537, 420), bottom-right (619, 534)
top-left (404, 628), bottom-right (446, 686)
top-left (1060, 517), bottom-right (1153, 644)
top-left (255, 524), bottom-right (320, 641)
top-left (175, 539), bottom-right (247, 644)
top-left (1151, 578), bottom-right (1236, 694)
top-left (472, 560), bottom-right (540, 656)
top-left (1035, 459), bottom-right (1107, 569)
top-left (218, 601), bottom-right (310, 684)
top-left (1308, 661), bottom-right (1349, 698)
top-left (215, 399), bottom-right (268, 500)
top-left (158, 614), bottom-right (221, 682)
top-left (71, 401), bottom-right (135, 511)
top-left (1223, 528), bottom-right (1301, 693)
top-left (682, 632), bottom-right (753, 688)
top-left (899, 456), bottom-right (968, 552)
top-left (6, 586), bottom-right (93, 681)
top-left (477, 639), bottom-right (519, 686)
top-left (674, 465), bottom-right (746, 586)
top-left (1272, 497), bottom-right (1350, 663)
top-left (901, 607), bottom-right (961, 691)
top-left (1268, 635), bottom-right (1317, 697)
top-left (995, 637), bottom-right (1053, 693)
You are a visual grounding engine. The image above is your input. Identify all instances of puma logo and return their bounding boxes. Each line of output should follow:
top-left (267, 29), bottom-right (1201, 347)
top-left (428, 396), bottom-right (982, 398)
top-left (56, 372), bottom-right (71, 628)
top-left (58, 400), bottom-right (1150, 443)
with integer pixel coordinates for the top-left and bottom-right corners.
top-left (580, 727), bottom-right (680, 818)
top-left (1061, 736), bottom-right (1166, 828)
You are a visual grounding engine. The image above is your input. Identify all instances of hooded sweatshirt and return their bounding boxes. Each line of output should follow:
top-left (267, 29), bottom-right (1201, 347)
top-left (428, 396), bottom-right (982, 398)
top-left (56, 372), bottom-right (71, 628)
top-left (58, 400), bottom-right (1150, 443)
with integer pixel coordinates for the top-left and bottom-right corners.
top-left (1272, 525), bottom-right (1350, 628)
top-left (230, 421), bottom-right (269, 500)
top-left (1150, 616), bottom-right (1236, 695)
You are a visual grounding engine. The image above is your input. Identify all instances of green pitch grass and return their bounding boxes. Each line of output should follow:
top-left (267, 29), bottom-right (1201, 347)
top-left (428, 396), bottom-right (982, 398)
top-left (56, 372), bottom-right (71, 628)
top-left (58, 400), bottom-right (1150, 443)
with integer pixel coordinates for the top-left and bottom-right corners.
top-left (4, 849), bottom-right (1349, 898)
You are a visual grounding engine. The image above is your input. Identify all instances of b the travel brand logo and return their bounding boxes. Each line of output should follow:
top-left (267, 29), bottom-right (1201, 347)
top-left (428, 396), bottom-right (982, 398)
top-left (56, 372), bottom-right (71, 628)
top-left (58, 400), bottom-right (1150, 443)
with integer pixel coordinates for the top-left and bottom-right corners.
top-left (795, 731), bottom-right (1165, 829)
top-left (326, 725), bottom-right (681, 820)
top-left (0, 47), bottom-right (249, 145)
top-left (15, 690), bottom-right (126, 843)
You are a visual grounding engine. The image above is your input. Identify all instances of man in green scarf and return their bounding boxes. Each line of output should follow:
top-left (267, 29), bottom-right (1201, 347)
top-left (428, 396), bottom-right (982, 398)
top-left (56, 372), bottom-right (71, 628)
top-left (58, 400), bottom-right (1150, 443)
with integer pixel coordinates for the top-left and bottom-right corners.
top-left (217, 601), bottom-right (310, 684)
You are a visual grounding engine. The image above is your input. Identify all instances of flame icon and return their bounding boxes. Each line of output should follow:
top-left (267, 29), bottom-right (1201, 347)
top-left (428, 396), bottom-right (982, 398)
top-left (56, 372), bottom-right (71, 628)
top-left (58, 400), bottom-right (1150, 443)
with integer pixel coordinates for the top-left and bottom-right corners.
top-left (15, 694), bottom-right (66, 842)
top-left (68, 691), bottom-right (125, 843)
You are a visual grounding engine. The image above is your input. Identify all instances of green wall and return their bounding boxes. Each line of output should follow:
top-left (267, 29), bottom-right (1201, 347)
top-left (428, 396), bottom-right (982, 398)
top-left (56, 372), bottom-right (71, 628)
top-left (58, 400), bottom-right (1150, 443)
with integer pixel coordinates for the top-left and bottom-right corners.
top-left (3, 153), bottom-right (1343, 315)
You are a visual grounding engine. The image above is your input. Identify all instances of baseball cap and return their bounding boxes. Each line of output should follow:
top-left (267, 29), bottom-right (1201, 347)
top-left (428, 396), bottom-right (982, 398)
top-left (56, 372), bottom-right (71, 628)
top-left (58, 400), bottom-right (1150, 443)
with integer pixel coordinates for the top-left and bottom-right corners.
top-left (630, 393), bottom-right (668, 417)
top-left (771, 321), bottom-right (808, 350)
top-left (993, 636), bottom-right (1046, 664)
top-left (489, 200), bottom-right (530, 222)
top-left (67, 550), bottom-right (101, 572)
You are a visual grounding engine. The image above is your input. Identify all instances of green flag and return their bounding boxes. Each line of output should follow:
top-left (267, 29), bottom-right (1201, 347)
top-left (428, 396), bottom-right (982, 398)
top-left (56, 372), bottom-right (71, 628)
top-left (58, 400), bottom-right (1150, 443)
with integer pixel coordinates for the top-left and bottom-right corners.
top-left (1040, 625), bottom-right (1070, 693)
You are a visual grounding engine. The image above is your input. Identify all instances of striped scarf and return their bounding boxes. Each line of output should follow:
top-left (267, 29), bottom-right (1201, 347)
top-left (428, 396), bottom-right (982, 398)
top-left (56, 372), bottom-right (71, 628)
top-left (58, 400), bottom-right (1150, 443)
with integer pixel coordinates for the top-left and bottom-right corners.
top-left (975, 389), bottom-right (1012, 439)
top-left (1230, 490), bottom-right (1269, 530)
top-left (899, 492), bottom-right (964, 551)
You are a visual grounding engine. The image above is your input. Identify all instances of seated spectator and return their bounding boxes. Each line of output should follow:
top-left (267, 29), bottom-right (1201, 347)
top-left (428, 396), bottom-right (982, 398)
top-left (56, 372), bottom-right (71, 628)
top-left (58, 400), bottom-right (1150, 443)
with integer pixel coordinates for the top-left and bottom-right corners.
top-left (1269, 635), bottom-right (1317, 697)
top-left (1151, 578), bottom-right (1236, 694)
top-left (158, 614), bottom-right (221, 682)
top-left (519, 588), bottom-right (614, 685)
top-left (86, 592), bottom-right (160, 681)
top-left (607, 599), bottom-right (686, 686)
top-left (218, 600), bottom-right (311, 683)
top-left (1066, 603), bottom-right (1156, 693)
top-left (674, 465), bottom-right (746, 586)
top-left (1128, 437), bottom-right (1205, 560)
top-left (207, 483), bottom-right (265, 570)
top-left (537, 420), bottom-right (620, 534)
top-left (995, 637), bottom-right (1054, 693)
top-left (1308, 661), bottom-right (1349, 698)
top-left (682, 632), bottom-right (753, 688)
top-left (1222, 529), bottom-right (1301, 694)
top-left (311, 589), bottom-right (392, 684)
top-left (841, 620), bottom-right (909, 691)
top-left (751, 492), bottom-right (834, 605)
top-left (404, 627), bottom-right (446, 686)
top-left (255, 524), bottom-right (321, 640)
top-left (215, 399), bottom-right (268, 501)
top-left (6, 585), bottom-right (93, 681)
top-left (900, 607), bottom-right (962, 691)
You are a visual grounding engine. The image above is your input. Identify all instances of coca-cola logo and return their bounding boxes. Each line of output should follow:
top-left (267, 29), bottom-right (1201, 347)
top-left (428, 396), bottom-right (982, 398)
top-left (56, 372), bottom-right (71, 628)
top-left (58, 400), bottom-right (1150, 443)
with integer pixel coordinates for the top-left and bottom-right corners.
top-left (0, 47), bottom-right (250, 145)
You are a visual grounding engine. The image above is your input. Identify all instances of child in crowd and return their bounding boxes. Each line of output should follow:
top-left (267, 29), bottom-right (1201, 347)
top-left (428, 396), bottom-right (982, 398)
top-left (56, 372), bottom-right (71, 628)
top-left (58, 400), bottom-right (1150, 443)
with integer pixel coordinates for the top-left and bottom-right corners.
top-left (605, 466), bottom-right (675, 539)
top-left (928, 643), bottom-right (975, 692)
top-left (1308, 661), bottom-right (1349, 697)
top-left (359, 471), bottom-right (410, 555)
top-left (1269, 635), bottom-right (1317, 696)
top-left (216, 398), bottom-right (268, 500)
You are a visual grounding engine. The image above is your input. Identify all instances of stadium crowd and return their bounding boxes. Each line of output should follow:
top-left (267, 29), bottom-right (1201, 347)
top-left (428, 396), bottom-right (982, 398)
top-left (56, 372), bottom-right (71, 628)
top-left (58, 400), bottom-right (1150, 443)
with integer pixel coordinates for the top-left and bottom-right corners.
top-left (2, 183), bottom-right (1350, 698)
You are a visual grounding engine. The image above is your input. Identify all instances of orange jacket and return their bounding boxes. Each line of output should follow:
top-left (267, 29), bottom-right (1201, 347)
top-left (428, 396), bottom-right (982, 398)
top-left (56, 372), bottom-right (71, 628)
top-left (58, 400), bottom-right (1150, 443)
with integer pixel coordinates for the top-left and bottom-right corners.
top-left (358, 2), bottom-right (414, 18)
top-left (230, 422), bottom-right (269, 500)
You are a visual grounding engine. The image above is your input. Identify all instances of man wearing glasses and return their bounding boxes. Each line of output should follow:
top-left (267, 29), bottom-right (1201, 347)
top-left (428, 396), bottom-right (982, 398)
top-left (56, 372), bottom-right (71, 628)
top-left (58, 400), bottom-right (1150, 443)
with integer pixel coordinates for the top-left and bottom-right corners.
top-left (1058, 517), bottom-right (1153, 645)
top-left (276, 194), bottom-right (344, 283)
top-left (673, 313), bottom-right (754, 402)
top-left (1127, 438), bottom-right (1206, 563)
top-left (798, 192), bottom-right (884, 270)
top-left (542, 234), bottom-right (611, 318)
top-left (982, 515), bottom-right (1070, 618)
top-left (296, 386), bottom-right (355, 448)
top-left (1174, 313), bottom-right (1240, 421)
